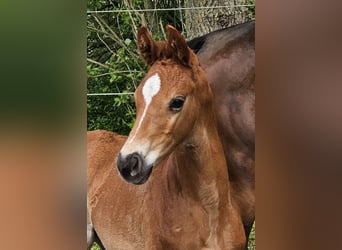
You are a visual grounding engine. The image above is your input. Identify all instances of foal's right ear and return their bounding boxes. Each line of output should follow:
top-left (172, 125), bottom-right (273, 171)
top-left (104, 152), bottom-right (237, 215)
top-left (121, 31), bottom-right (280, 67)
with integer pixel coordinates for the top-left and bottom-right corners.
top-left (137, 26), bottom-right (158, 65)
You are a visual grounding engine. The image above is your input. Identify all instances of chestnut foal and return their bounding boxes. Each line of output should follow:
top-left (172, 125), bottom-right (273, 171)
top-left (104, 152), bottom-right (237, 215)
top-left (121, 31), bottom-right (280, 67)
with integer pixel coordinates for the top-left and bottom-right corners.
top-left (87, 25), bottom-right (245, 249)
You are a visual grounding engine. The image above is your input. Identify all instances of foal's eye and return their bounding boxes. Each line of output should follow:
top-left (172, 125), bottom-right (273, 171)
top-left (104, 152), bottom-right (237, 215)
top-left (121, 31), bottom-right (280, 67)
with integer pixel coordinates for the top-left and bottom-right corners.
top-left (169, 96), bottom-right (186, 111)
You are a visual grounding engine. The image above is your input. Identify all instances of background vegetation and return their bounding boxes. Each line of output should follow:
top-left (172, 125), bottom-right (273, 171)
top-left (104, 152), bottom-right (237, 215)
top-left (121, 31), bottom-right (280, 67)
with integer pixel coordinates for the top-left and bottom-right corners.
top-left (87, 0), bottom-right (255, 249)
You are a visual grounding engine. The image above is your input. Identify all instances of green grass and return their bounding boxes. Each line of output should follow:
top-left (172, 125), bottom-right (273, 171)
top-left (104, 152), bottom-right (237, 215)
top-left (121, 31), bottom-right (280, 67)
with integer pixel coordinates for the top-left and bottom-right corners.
top-left (248, 222), bottom-right (256, 250)
top-left (91, 242), bottom-right (101, 250)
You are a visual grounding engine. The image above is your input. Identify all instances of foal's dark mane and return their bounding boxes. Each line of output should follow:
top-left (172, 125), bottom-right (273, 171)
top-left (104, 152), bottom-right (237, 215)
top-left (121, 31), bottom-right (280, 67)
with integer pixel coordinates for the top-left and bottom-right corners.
top-left (187, 20), bottom-right (255, 54)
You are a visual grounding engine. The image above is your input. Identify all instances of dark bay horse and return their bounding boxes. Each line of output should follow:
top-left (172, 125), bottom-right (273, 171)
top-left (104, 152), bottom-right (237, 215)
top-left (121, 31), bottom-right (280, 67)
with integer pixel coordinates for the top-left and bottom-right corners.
top-left (87, 25), bottom-right (246, 249)
top-left (188, 21), bottom-right (255, 239)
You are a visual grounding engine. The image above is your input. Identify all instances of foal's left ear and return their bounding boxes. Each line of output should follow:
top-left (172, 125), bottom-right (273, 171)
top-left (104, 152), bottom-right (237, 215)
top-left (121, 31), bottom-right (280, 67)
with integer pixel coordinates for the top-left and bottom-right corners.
top-left (166, 25), bottom-right (190, 66)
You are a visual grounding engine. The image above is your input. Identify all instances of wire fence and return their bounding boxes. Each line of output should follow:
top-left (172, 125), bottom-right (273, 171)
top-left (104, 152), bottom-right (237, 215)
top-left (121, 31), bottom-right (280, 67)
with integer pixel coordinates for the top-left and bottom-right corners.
top-left (87, 5), bottom-right (255, 14)
top-left (87, 92), bottom-right (134, 96)
top-left (87, 3), bottom-right (255, 97)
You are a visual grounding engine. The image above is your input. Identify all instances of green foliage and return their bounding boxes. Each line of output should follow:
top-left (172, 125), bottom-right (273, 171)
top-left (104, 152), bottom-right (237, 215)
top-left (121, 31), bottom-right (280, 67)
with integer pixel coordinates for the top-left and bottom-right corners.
top-left (246, 0), bottom-right (256, 19)
top-left (87, 1), bottom-right (144, 135)
top-left (87, 0), bottom-right (175, 135)
top-left (91, 242), bottom-right (101, 250)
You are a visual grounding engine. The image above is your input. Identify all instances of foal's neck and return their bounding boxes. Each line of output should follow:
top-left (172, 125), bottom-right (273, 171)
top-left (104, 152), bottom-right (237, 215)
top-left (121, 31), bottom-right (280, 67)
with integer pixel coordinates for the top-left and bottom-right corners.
top-left (164, 107), bottom-right (230, 248)
top-left (167, 107), bottom-right (230, 206)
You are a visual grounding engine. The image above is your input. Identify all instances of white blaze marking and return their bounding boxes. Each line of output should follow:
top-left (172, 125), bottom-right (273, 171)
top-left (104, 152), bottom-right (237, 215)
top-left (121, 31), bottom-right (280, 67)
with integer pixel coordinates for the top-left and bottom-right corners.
top-left (128, 73), bottom-right (161, 143)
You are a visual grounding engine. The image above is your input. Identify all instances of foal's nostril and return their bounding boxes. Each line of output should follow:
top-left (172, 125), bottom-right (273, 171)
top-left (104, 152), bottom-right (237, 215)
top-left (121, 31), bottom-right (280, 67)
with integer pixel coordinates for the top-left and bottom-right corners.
top-left (117, 152), bottom-right (152, 185)
top-left (130, 155), bottom-right (140, 176)
top-left (117, 152), bottom-right (144, 179)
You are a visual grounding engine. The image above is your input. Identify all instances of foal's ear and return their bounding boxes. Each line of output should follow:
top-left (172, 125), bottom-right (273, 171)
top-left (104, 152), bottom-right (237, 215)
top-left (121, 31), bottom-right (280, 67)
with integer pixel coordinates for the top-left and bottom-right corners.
top-left (166, 25), bottom-right (190, 66)
top-left (137, 26), bottom-right (159, 65)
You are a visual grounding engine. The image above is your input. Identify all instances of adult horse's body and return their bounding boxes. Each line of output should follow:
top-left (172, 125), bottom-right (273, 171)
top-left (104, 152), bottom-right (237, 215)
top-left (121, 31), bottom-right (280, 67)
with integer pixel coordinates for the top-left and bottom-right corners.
top-left (87, 25), bottom-right (246, 249)
top-left (188, 21), bottom-right (255, 238)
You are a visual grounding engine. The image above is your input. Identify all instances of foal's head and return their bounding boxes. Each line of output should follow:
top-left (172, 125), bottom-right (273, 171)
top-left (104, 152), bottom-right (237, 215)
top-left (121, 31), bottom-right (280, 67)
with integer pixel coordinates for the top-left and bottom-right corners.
top-left (117, 25), bottom-right (212, 185)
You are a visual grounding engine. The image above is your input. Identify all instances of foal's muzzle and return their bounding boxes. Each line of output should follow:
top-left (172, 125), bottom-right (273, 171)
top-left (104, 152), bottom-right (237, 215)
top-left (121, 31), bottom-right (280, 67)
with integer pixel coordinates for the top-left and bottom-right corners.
top-left (117, 152), bottom-right (153, 185)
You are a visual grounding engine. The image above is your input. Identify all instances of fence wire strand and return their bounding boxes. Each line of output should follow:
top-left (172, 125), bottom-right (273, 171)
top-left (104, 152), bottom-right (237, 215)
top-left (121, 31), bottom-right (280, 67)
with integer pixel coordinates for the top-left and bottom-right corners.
top-left (87, 92), bottom-right (134, 96)
top-left (87, 5), bottom-right (255, 14)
